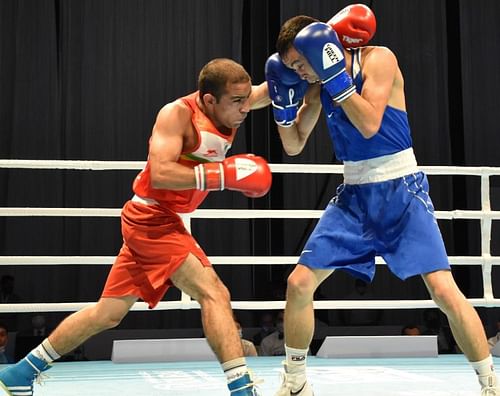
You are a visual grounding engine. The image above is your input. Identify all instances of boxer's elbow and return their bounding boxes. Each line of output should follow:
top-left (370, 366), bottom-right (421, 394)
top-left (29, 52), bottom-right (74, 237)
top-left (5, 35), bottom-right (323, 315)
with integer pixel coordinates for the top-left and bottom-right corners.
top-left (281, 140), bottom-right (305, 156)
top-left (358, 119), bottom-right (381, 139)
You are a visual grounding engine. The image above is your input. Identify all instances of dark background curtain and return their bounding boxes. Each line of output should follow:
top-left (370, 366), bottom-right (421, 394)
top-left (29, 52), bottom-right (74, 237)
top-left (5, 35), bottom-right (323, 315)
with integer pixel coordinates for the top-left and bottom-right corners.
top-left (0, 0), bottom-right (499, 332)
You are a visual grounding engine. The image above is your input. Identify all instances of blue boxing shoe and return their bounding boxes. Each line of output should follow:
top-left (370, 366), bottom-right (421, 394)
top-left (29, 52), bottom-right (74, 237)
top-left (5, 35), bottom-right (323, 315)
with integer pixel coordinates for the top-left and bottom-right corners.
top-left (228, 372), bottom-right (262, 395)
top-left (0, 352), bottom-right (50, 396)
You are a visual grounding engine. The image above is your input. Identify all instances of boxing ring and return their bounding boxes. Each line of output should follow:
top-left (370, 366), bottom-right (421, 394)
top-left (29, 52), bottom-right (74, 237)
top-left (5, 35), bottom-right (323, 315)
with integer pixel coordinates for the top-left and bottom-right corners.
top-left (0, 159), bottom-right (499, 395)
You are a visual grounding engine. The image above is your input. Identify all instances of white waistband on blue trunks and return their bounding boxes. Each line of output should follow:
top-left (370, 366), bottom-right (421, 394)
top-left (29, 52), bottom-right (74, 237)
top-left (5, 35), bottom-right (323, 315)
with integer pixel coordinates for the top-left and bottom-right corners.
top-left (343, 148), bottom-right (419, 185)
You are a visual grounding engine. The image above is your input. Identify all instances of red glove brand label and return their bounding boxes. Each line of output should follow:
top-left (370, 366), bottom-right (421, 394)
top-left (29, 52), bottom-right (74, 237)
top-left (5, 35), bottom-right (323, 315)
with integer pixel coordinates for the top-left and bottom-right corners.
top-left (322, 43), bottom-right (344, 69)
top-left (234, 157), bottom-right (258, 181)
top-left (342, 35), bottom-right (364, 46)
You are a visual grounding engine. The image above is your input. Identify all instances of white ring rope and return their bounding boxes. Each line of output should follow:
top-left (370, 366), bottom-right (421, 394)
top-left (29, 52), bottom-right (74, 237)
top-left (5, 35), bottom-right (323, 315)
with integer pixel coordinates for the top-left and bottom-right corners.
top-left (0, 208), bottom-right (499, 220)
top-left (0, 159), bottom-right (500, 176)
top-left (4, 299), bottom-right (495, 313)
top-left (1, 255), bottom-right (498, 266)
top-left (1, 158), bottom-right (500, 176)
top-left (0, 159), bottom-right (499, 312)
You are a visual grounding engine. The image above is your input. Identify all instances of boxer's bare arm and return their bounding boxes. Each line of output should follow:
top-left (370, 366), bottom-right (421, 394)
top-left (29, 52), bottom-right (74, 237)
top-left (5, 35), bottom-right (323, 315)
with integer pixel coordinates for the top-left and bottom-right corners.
top-left (148, 102), bottom-right (197, 190)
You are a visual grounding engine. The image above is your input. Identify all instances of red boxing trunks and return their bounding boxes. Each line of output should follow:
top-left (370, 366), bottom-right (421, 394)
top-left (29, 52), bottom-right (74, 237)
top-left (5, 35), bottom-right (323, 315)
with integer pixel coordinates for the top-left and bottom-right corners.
top-left (101, 200), bottom-right (210, 308)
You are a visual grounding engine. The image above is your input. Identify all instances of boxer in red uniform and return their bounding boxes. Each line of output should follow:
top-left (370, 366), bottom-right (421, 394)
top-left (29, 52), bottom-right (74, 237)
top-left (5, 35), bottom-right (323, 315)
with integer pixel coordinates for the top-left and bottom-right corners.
top-left (0, 58), bottom-right (271, 396)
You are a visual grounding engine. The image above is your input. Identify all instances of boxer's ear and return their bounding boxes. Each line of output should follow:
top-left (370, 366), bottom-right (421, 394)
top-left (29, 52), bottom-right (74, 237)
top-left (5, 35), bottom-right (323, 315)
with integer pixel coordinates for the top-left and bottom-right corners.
top-left (202, 93), bottom-right (217, 106)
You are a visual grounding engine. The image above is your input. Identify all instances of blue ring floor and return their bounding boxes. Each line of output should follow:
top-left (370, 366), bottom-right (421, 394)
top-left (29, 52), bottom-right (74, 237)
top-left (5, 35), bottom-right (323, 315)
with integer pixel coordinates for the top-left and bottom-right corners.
top-left (1, 355), bottom-right (495, 395)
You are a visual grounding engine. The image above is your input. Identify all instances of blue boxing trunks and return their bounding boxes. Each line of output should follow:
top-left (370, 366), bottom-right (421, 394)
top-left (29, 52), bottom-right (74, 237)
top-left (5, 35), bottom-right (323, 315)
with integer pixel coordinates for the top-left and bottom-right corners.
top-left (298, 171), bottom-right (450, 282)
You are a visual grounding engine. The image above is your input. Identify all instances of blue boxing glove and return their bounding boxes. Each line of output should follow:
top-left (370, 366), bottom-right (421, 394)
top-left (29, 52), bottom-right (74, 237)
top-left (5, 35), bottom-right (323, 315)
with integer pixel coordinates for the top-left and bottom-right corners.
top-left (265, 53), bottom-right (308, 127)
top-left (294, 22), bottom-right (356, 103)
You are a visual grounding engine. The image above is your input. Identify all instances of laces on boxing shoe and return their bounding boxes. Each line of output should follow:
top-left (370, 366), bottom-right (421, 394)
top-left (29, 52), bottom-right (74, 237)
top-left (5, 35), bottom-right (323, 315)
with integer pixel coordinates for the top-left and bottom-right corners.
top-left (480, 375), bottom-right (500, 396)
top-left (35, 370), bottom-right (49, 387)
top-left (228, 370), bottom-right (264, 396)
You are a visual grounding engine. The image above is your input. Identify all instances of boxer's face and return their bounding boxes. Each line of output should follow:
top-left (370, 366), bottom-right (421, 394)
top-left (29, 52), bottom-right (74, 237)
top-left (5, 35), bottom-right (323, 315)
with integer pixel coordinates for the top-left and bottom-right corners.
top-left (210, 81), bottom-right (252, 129)
top-left (282, 46), bottom-right (319, 84)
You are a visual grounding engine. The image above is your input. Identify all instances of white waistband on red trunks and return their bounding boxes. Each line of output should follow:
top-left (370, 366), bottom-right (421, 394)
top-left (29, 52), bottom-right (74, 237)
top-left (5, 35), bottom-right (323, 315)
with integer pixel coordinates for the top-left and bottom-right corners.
top-left (130, 194), bottom-right (190, 226)
top-left (131, 194), bottom-right (160, 206)
top-left (343, 148), bottom-right (419, 185)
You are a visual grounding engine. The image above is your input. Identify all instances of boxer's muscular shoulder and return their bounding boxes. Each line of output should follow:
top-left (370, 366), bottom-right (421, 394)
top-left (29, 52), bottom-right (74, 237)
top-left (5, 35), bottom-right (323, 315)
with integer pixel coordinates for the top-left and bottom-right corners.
top-left (153, 100), bottom-right (198, 151)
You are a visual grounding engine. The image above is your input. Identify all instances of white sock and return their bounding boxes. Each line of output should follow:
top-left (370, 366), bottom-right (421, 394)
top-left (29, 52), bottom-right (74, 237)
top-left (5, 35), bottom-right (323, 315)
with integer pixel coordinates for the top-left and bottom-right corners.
top-left (30, 338), bottom-right (61, 364)
top-left (222, 357), bottom-right (248, 383)
top-left (285, 345), bottom-right (308, 371)
top-left (284, 345), bottom-right (308, 392)
top-left (471, 355), bottom-right (496, 387)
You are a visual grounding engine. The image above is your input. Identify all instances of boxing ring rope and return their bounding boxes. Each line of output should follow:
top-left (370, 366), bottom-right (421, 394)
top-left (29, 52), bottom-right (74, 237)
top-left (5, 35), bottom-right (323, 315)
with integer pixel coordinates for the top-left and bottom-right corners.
top-left (0, 159), bottom-right (499, 313)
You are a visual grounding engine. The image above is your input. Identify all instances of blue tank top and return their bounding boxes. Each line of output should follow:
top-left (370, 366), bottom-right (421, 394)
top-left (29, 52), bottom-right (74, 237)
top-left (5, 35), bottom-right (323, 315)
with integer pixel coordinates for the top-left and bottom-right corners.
top-left (320, 48), bottom-right (413, 162)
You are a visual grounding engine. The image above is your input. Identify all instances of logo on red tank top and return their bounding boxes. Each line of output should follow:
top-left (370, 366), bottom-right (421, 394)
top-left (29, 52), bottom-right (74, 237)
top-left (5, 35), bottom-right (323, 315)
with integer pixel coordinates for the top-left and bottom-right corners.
top-left (204, 149), bottom-right (218, 157)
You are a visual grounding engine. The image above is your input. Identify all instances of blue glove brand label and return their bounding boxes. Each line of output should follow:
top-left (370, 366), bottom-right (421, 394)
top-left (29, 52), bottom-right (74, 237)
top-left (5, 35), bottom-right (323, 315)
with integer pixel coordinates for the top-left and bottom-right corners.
top-left (269, 81), bottom-right (281, 103)
top-left (322, 43), bottom-right (344, 70)
top-left (287, 88), bottom-right (297, 104)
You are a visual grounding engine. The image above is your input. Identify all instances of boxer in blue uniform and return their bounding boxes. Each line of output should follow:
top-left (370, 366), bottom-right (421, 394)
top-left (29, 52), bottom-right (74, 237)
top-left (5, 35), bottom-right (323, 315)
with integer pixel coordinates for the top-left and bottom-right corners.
top-left (265, 9), bottom-right (499, 396)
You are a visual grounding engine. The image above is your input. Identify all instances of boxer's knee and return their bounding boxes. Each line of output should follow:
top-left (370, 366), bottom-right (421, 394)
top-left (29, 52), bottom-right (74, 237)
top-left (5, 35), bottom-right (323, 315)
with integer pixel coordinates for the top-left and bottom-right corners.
top-left (287, 269), bottom-right (316, 303)
top-left (87, 298), bottom-right (131, 331)
top-left (191, 274), bottom-right (231, 307)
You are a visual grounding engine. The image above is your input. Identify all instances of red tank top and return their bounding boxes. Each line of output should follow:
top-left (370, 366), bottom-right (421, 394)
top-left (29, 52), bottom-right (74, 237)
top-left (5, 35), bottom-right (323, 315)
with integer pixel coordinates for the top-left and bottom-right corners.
top-left (133, 92), bottom-right (236, 213)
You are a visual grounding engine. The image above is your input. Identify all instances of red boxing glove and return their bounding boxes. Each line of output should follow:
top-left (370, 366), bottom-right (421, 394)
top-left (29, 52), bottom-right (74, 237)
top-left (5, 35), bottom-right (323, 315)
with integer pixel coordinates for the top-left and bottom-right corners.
top-left (194, 154), bottom-right (272, 198)
top-left (327, 4), bottom-right (376, 48)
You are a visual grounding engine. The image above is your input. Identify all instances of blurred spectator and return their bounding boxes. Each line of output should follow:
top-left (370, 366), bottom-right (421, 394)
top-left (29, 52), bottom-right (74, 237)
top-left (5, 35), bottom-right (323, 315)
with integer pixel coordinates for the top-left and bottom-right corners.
top-left (17, 314), bottom-right (50, 338)
top-left (0, 323), bottom-right (13, 363)
top-left (488, 318), bottom-right (500, 350)
top-left (31, 315), bottom-right (47, 337)
top-left (252, 312), bottom-right (275, 346)
top-left (0, 275), bottom-right (22, 303)
top-left (14, 315), bottom-right (51, 361)
top-left (234, 319), bottom-right (257, 357)
top-left (422, 308), bottom-right (454, 353)
top-left (339, 279), bottom-right (383, 326)
top-left (0, 274), bottom-right (22, 331)
top-left (259, 311), bottom-right (285, 356)
top-left (401, 324), bottom-right (421, 336)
